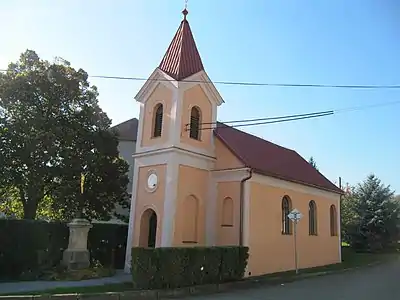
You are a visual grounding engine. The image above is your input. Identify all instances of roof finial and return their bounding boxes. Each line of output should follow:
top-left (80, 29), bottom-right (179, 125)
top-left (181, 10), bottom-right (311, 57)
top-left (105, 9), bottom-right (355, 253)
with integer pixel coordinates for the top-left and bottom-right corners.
top-left (182, 0), bottom-right (188, 20)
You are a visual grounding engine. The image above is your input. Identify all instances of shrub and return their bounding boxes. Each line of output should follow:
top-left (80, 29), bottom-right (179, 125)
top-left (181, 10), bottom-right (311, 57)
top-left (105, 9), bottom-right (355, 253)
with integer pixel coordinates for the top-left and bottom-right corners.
top-left (88, 223), bottom-right (128, 269)
top-left (131, 246), bottom-right (249, 290)
top-left (0, 219), bottom-right (128, 281)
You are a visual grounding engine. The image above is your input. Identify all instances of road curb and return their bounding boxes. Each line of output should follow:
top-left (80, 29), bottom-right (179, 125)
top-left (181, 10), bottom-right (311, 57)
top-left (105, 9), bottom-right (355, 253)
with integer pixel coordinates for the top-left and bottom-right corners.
top-left (0, 260), bottom-right (388, 299)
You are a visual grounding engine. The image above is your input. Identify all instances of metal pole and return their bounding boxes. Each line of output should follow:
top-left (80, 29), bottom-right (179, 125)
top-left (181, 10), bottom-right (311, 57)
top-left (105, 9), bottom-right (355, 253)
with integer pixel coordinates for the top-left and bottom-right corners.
top-left (294, 219), bottom-right (299, 274)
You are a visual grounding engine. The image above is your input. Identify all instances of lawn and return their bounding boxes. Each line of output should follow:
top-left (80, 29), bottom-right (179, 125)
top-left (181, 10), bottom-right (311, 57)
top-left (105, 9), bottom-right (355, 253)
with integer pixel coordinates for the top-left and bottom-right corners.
top-left (2, 247), bottom-right (397, 296)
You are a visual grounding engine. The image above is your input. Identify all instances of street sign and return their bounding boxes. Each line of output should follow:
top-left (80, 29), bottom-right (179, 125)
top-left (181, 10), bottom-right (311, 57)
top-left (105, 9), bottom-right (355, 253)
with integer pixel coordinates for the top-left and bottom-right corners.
top-left (288, 208), bottom-right (302, 275)
top-left (288, 208), bottom-right (303, 222)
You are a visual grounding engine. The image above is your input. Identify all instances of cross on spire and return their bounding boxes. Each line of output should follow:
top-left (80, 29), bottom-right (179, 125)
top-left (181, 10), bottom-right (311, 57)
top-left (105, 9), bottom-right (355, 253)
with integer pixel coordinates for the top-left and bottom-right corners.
top-left (183, 0), bottom-right (188, 20)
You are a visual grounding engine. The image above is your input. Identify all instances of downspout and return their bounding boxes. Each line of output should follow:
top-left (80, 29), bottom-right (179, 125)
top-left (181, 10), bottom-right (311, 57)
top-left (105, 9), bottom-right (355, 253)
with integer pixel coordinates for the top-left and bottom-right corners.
top-left (239, 168), bottom-right (253, 247)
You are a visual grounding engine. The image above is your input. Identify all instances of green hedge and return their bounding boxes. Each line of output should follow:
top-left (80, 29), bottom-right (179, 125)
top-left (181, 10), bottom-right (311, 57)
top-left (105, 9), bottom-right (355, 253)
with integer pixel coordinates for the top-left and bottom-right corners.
top-left (0, 219), bottom-right (128, 281)
top-left (131, 246), bottom-right (249, 290)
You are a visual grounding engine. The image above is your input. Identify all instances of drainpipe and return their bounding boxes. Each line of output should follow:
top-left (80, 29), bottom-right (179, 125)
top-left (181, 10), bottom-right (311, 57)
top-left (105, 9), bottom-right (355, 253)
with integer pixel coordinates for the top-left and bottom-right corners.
top-left (239, 168), bottom-right (253, 247)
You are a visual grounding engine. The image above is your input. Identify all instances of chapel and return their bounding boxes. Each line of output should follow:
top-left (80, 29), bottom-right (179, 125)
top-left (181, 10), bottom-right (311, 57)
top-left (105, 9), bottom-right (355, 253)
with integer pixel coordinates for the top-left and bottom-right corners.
top-left (124, 8), bottom-right (343, 277)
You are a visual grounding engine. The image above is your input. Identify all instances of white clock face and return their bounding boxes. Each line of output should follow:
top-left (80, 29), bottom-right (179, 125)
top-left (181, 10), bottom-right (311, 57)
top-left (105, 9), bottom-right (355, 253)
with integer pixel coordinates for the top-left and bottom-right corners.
top-left (147, 173), bottom-right (158, 190)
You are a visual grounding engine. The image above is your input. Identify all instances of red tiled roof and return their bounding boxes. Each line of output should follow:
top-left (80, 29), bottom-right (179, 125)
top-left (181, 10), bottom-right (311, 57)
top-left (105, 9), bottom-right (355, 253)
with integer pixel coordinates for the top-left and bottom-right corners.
top-left (158, 10), bottom-right (204, 81)
top-left (214, 123), bottom-right (343, 194)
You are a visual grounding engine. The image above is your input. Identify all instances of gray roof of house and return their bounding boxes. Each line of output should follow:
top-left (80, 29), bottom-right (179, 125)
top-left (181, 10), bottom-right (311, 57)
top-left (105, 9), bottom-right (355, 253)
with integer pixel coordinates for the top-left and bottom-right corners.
top-left (111, 118), bottom-right (139, 141)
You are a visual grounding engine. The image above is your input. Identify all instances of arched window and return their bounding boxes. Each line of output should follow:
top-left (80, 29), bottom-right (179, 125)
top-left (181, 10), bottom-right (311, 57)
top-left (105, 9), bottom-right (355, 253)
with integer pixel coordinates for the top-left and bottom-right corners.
top-left (153, 104), bottom-right (163, 138)
top-left (221, 197), bottom-right (234, 227)
top-left (182, 195), bottom-right (199, 244)
top-left (189, 106), bottom-right (201, 140)
top-left (330, 205), bottom-right (337, 236)
top-left (309, 200), bottom-right (317, 235)
top-left (282, 196), bottom-right (292, 235)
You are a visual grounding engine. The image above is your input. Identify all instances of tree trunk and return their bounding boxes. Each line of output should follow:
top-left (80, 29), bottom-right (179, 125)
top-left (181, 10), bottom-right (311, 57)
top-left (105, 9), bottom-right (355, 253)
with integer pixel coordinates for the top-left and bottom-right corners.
top-left (19, 185), bottom-right (43, 220)
top-left (22, 198), bottom-right (39, 219)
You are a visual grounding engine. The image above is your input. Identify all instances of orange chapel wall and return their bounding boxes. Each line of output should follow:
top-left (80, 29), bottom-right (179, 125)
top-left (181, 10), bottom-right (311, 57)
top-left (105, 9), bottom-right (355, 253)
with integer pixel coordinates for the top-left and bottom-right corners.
top-left (214, 138), bottom-right (244, 170)
top-left (140, 84), bottom-right (173, 147)
top-left (214, 137), bottom-right (246, 246)
top-left (216, 182), bottom-right (241, 246)
top-left (132, 164), bottom-right (167, 248)
top-left (173, 165), bottom-right (210, 246)
top-left (246, 179), bottom-right (340, 277)
top-left (180, 85), bottom-right (213, 152)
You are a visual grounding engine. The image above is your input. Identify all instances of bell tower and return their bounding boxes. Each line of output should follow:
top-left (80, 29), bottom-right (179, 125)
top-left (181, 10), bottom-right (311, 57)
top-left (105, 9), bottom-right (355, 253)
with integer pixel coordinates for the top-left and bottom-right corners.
top-left (125, 8), bottom-right (224, 273)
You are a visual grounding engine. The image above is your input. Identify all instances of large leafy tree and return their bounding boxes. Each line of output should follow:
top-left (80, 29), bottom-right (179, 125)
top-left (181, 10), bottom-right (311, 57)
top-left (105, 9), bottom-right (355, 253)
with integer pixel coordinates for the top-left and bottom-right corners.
top-left (345, 174), bottom-right (400, 251)
top-left (0, 50), bottom-right (129, 220)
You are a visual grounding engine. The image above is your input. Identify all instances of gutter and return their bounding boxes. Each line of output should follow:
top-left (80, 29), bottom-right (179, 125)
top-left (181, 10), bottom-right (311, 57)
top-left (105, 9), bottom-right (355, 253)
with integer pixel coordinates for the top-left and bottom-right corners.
top-left (239, 168), bottom-right (253, 247)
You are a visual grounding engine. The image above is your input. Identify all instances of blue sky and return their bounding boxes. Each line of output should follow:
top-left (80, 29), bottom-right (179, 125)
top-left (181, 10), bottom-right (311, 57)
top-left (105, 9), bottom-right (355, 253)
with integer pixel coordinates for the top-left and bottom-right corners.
top-left (1, 0), bottom-right (399, 192)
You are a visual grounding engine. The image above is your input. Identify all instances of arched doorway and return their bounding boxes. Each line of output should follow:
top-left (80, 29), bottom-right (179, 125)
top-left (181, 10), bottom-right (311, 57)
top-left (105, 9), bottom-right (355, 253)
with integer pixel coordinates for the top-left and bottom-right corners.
top-left (139, 209), bottom-right (157, 248)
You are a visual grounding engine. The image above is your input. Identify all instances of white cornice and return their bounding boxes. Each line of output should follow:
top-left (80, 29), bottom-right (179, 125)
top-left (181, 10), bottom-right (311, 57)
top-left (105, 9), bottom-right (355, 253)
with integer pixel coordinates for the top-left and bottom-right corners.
top-left (179, 71), bottom-right (224, 106)
top-left (135, 69), bottom-right (224, 107)
top-left (133, 146), bottom-right (216, 162)
top-left (134, 69), bottom-right (178, 103)
top-left (250, 173), bottom-right (341, 201)
top-left (212, 168), bottom-right (251, 182)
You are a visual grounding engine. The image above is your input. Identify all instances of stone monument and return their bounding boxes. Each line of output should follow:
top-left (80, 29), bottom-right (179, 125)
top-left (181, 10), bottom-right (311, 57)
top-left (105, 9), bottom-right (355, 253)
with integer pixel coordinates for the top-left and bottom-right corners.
top-left (62, 218), bottom-right (93, 270)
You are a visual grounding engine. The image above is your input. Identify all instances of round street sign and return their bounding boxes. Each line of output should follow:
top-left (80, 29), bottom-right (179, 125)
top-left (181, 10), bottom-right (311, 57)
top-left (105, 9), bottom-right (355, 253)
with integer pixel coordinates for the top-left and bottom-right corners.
top-left (288, 208), bottom-right (303, 222)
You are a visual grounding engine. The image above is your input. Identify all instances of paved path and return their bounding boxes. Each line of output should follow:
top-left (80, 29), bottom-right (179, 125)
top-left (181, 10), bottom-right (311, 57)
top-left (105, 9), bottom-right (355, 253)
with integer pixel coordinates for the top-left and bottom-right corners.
top-left (0, 270), bottom-right (131, 294)
top-left (187, 259), bottom-right (400, 300)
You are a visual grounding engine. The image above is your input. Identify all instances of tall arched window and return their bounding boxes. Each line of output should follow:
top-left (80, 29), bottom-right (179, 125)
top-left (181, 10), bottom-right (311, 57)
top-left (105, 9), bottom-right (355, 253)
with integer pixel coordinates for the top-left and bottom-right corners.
top-left (189, 106), bottom-right (201, 140)
top-left (330, 205), bottom-right (337, 236)
top-left (309, 200), bottom-right (317, 235)
top-left (153, 104), bottom-right (163, 138)
top-left (282, 196), bottom-right (292, 235)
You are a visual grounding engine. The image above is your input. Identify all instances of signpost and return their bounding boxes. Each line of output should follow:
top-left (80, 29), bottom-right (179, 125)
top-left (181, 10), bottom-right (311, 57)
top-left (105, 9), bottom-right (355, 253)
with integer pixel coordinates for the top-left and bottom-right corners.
top-left (287, 208), bottom-right (303, 274)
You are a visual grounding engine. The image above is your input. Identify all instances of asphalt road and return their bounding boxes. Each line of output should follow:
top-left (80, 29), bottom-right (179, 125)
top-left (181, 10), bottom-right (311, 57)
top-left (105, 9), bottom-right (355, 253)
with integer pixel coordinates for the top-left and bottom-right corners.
top-left (188, 259), bottom-right (400, 300)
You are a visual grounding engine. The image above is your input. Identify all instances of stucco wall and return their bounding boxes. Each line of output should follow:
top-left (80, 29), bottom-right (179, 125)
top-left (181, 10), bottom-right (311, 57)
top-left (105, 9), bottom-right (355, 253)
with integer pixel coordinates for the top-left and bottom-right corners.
top-left (173, 165), bottom-right (210, 246)
top-left (246, 177), bottom-right (340, 277)
top-left (141, 83), bottom-right (173, 147)
top-left (180, 85), bottom-right (213, 151)
top-left (132, 164), bottom-right (167, 248)
top-left (216, 181), bottom-right (241, 246)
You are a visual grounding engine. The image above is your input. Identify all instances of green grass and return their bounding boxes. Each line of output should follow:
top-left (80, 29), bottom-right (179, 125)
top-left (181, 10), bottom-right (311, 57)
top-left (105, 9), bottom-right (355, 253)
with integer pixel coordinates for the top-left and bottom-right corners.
top-left (2, 248), bottom-right (397, 296)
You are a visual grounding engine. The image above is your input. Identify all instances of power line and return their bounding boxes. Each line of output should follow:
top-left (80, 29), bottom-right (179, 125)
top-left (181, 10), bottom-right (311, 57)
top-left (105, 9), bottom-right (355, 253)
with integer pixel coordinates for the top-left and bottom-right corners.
top-left (87, 75), bottom-right (400, 90)
top-left (199, 110), bottom-right (334, 126)
top-left (2, 68), bottom-right (400, 89)
top-left (200, 112), bottom-right (334, 130)
top-left (196, 99), bottom-right (400, 130)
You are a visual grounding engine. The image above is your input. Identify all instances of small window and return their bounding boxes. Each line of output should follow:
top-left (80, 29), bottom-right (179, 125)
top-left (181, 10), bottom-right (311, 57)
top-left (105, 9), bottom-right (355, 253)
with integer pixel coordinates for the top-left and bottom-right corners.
top-left (330, 205), bottom-right (337, 236)
top-left (282, 196), bottom-right (292, 235)
top-left (221, 197), bottom-right (234, 227)
top-left (153, 104), bottom-right (163, 138)
top-left (189, 106), bottom-right (201, 140)
top-left (309, 200), bottom-right (317, 235)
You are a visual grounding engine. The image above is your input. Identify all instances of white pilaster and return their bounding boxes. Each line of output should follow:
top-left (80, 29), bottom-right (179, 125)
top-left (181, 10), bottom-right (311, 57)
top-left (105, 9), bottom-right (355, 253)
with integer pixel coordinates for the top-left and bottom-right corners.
top-left (160, 153), bottom-right (179, 246)
top-left (205, 175), bottom-right (218, 246)
top-left (135, 103), bottom-right (145, 152)
top-left (243, 181), bottom-right (251, 247)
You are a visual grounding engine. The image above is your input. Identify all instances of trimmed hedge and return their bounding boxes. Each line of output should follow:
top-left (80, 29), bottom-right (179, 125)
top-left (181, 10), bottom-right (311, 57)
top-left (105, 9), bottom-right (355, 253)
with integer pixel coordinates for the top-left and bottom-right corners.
top-left (0, 219), bottom-right (128, 280)
top-left (131, 246), bottom-right (249, 290)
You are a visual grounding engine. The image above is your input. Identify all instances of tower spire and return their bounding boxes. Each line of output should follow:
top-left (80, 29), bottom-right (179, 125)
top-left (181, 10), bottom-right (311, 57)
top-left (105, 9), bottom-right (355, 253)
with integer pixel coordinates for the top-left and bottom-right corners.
top-left (158, 0), bottom-right (204, 81)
